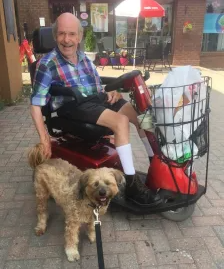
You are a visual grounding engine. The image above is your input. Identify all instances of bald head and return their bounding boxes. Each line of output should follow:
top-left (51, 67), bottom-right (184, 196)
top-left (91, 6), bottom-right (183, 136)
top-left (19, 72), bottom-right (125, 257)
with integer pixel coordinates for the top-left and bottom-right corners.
top-left (52, 13), bottom-right (83, 40)
top-left (52, 13), bottom-right (84, 61)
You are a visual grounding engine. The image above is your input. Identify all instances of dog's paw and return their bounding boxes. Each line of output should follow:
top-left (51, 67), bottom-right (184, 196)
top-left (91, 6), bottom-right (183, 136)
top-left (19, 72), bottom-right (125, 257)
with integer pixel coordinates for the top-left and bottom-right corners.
top-left (88, 232), bottom-right (96, 243)
top-left (35, 227), bottom-right (46, 236)
top-left (65, 248), bottom-right (80, 262)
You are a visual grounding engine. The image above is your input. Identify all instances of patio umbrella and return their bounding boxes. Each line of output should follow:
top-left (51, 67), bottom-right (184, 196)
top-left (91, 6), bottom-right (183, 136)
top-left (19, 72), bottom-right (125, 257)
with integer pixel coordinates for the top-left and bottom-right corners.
top-left (115, 0), bottom-right (165, 68)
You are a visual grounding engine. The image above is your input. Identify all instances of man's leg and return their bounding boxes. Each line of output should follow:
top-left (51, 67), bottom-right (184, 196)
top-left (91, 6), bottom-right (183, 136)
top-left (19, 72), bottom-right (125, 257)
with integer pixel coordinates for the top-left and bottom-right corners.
top-left (118, 102), bottom-right (154, 159)
top-left (96, 109), bottom-right (135, 175)
top-left (97, 108), bottom-right (161, 206)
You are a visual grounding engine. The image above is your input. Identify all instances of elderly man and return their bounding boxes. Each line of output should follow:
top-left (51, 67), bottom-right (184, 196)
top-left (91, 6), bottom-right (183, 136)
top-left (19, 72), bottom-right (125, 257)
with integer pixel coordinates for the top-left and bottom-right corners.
top-left (30, 13), bottom-right (161, 207)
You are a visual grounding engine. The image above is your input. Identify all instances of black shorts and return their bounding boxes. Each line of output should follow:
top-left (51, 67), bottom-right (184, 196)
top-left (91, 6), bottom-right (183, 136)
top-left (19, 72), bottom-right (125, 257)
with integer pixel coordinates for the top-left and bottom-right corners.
top-left (57, 92), bottom-right (127, 124)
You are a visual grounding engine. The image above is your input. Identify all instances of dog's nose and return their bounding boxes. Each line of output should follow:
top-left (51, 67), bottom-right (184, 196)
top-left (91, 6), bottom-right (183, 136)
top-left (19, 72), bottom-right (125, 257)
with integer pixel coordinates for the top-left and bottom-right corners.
top-left (99, 188), bottom-right (106, 196)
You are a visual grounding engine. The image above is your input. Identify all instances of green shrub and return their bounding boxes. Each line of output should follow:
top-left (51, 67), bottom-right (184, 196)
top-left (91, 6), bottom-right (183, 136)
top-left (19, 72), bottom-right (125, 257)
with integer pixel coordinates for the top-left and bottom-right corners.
top-left (84, 26), bottom-right (96, 52)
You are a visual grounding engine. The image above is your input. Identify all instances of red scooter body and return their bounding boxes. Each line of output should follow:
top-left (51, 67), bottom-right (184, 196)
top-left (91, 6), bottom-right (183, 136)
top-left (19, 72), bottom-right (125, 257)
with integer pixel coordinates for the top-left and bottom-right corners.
top-left (51, 137), bottom-right (122, 171)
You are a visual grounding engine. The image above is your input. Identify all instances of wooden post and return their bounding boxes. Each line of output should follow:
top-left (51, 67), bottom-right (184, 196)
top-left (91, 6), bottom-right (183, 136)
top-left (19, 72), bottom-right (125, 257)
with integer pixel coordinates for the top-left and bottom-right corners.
top-left (0, 0), bottom-right (22, 102)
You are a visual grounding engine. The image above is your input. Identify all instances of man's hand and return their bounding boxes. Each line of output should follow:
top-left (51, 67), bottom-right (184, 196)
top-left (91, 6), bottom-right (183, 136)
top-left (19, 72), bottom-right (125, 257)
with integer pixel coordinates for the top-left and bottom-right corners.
top-left (40, 135), bottom-right (52, 158)
top-left (31, 105), bottom-right (52, 159)
top-left (107, 90), bottom-right (122, 105)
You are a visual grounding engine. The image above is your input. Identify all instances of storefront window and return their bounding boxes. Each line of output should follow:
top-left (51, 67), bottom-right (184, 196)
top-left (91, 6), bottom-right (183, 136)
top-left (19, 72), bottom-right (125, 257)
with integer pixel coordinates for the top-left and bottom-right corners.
top-left (115, 2), bottom-right (173, 49)
top-left (202, 0), bottom-right (224, 52)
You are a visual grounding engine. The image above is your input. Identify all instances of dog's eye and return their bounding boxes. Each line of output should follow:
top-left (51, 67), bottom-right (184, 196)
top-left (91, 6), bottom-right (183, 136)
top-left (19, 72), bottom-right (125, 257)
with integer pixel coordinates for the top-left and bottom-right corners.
top-left (105, 181), bottom-right (110, 185)
top-left (94, 181), bottom-right (99, 187)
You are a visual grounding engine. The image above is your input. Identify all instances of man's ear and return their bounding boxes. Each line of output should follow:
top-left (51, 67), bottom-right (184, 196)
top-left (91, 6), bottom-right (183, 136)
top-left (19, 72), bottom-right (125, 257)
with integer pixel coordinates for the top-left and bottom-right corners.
top-left (77, 169), bottom-right (93, 199)
top-left (78, 32), bottom-right (83, 43)
top-left (110, 168), bottom-right (125, 186)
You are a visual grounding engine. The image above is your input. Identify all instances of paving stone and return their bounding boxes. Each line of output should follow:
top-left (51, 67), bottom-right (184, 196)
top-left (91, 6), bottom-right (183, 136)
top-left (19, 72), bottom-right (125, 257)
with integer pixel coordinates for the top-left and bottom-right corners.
top-left (26, 246), bottom-right (63, 259)
top-left (140, 265), bottom-right (178, 269)
top-left (4, 260), bottom-right (27, 269)
top-left (118, 253), bottom-right (139, 269)
top-left (178, 264), bottom-right (197, 269)
top-left (115, 230), bottom-right (148, 242)
top-left (135, 240), bottom-right (157, 267)
top-left (203, 236), bottom-right (224, 261)
top-left (130, 219), bottom-right (162, 231)
top-left (42, 258), bottom-right (62, 269)
top-left (100, 220), bottom-right (116, 242)
top-left (81, 254), bottom-right (119, 269)
top-left (112, 212), bottom-right (130, 231)
top-left (7, 236), bottom-right (29, 260)
top-left (180, 226), bottom-right (216, 237)
top-left (200, 207), bottom-right (224, 216)
top-left (190, 248), bottom-right (215, 267)
top-left (63, 258), bottom-right (81, 269)
top-left (3, 208), bottom-right (21, 227)
top-left (147, 230), bottom-right (170, 252)
top-left (213, 226), bottom-right (224, 247)
top-left (156, 250), bottom-right (194, 265)
top-left (16, 182), bottom-right (34, 194)
top-left (169, 237), bottom-right (206, 251)
top-left (191, 216), bottom-right (224, 226)
top-left (0, 189), bottom-right (16, 202)
top-left (215, 260), bottom-right (224, 269)
top-left (161, 220), bottom-right (183, 239)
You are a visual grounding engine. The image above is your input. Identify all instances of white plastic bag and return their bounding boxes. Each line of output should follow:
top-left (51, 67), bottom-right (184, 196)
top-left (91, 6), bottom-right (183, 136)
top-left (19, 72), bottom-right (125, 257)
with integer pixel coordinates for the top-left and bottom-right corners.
top-left (161, 141), bottom-right (198, 163)
top-left (153, 66), bottom-right (206, 143)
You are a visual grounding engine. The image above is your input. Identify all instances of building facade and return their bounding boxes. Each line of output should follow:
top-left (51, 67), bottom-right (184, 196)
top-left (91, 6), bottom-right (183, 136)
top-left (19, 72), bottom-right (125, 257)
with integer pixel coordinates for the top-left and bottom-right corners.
top-left (14, 0), bottom-right (224, 68)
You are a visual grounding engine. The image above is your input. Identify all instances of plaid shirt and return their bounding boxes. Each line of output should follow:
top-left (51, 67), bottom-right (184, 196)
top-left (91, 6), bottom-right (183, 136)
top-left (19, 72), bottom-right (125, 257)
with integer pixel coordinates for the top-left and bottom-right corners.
top-left (31, 47), bottom-right (103, 110)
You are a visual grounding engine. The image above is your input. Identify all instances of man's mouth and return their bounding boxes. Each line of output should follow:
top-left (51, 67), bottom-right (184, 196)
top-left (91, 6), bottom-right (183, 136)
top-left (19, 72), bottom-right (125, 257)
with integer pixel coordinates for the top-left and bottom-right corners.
top-left (62, 44), bottom-right (73, 49)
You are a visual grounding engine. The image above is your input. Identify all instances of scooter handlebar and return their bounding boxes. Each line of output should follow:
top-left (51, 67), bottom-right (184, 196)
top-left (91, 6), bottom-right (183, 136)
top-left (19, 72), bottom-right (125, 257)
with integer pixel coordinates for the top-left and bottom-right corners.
top-left (104, 70), bottom-right (149, 92)
top-left (48, 71), bottom-right (150, 96)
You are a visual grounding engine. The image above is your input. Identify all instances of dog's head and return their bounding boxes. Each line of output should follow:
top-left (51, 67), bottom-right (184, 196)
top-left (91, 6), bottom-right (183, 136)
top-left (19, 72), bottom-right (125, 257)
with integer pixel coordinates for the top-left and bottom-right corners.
top-left (77, 167), bottom-right (125, 206)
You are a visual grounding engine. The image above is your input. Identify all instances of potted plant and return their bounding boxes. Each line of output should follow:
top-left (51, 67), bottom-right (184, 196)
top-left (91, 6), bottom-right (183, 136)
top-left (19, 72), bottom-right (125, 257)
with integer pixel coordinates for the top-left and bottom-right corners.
top-left (109, 51), bottom-right (120, 69)
top-left (84, 26), bottom-right (97, 62)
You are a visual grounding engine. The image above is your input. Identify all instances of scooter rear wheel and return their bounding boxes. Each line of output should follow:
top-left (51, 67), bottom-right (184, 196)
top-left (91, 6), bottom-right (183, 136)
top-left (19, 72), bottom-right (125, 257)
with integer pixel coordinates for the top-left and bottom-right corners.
top-left (160, 203), bottom-right (195, 222)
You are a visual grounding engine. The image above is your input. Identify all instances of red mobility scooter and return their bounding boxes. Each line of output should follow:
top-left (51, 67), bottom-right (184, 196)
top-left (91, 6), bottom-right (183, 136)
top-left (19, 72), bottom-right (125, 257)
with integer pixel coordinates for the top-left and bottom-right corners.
top-left (30, 27), bottom-right (211, 221)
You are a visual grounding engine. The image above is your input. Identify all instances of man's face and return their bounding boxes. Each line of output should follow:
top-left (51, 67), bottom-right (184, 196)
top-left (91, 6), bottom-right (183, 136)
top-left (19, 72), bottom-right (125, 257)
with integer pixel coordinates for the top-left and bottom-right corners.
top-left (56, 20), bottom-right (81, 59)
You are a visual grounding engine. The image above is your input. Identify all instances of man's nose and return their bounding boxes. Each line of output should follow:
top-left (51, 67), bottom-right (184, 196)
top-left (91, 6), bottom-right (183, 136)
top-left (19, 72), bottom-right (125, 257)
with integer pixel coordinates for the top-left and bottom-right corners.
top-left (63, 33), bottom-right (70, 43)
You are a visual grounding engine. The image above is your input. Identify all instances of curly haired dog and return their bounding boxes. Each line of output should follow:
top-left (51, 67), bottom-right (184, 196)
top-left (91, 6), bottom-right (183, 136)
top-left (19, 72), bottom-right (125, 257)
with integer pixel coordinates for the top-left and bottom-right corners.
top-left (28, 143), bottom-right (125, 262)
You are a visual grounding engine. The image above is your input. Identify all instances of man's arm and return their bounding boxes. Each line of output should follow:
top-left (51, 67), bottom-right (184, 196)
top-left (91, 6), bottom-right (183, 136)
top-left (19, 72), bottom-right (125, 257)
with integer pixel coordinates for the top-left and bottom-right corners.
top-left (31, 105), bottom-right (51, 157)
top-left (31, 62), bottom-right (52, 157)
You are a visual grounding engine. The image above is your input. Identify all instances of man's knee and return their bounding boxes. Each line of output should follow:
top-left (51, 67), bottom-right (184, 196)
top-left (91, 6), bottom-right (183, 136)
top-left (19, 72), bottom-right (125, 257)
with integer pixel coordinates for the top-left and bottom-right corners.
top-left (97, 109), bottom-right (129, 133)
top-left (115, 114), bottom-right (129, 131)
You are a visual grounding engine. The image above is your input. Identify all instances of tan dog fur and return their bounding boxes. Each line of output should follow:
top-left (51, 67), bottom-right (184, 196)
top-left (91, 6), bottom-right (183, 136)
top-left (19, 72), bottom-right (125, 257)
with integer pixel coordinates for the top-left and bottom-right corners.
top-left (28, 143), bottom-right (125, 262)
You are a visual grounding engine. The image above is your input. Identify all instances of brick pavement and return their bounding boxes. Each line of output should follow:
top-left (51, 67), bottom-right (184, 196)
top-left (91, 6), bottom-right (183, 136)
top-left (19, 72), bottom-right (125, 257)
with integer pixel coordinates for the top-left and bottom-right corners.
top-left (1, 69), bottom-right (224, 268)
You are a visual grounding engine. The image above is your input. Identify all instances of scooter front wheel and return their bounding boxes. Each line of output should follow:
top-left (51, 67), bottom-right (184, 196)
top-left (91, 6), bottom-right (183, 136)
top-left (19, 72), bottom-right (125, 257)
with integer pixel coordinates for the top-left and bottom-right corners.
top-left (161, 203), bottom-right (195, 222)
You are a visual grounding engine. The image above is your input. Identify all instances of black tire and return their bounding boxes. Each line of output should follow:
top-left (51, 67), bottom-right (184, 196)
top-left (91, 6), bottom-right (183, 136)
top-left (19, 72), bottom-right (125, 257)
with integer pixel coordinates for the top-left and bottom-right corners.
top-left (161, 204), bottom-right (196, 222)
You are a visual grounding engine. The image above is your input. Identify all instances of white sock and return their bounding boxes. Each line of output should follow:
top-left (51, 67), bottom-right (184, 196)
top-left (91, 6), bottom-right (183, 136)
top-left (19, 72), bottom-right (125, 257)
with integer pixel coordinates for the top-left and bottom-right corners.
top-left (116, 144), bottom-right (135, 175)
top-left (141, 137), bottom-right (154, 157)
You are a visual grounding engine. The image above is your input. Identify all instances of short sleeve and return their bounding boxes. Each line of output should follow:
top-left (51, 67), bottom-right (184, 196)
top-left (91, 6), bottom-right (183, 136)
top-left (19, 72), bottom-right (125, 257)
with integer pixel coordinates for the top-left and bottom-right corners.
top-left (30, 62), bottom-right (52, 106)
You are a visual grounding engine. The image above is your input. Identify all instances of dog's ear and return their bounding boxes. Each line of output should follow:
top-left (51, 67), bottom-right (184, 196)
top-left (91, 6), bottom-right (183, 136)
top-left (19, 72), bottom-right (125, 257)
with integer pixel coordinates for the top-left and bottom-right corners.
top-left (77, 169), bottom-right (93, 200)
top-left (109, 168), bottom-right (125, 186)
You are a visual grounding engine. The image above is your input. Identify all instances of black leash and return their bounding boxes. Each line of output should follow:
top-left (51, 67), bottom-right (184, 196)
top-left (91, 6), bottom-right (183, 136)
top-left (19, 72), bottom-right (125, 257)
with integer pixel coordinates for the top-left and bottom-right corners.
top-left (93, 207), bottom-right (105, 269)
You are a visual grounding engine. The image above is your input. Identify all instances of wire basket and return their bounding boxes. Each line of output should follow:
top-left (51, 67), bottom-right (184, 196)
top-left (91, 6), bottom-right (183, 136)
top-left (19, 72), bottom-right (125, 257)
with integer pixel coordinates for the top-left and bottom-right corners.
top-left (150, 76), bottom-right (212, 167)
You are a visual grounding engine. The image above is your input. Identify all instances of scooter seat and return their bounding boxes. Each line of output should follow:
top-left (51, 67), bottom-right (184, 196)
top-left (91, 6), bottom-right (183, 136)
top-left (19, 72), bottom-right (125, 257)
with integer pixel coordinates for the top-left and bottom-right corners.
top-left (49, 115), bottom-right (112, 142)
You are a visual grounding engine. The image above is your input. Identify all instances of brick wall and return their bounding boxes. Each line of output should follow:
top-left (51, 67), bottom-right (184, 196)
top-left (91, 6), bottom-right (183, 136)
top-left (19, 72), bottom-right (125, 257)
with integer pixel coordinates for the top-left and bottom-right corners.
top-left (200, 52), bottom-right (224, 69)
top-left (16, 0), bottom-right (50, 42)
top-left (172, 0), bottom-right (206, 66)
